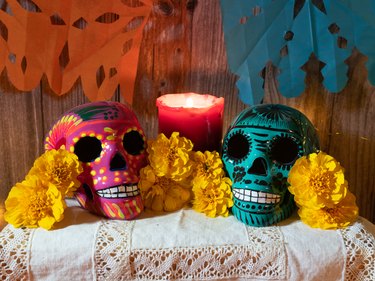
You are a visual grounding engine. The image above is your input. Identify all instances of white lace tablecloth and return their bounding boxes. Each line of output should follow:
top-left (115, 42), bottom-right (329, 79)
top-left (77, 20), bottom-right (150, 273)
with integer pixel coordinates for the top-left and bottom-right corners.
top-left (1, 199), bottom-right (374, 281)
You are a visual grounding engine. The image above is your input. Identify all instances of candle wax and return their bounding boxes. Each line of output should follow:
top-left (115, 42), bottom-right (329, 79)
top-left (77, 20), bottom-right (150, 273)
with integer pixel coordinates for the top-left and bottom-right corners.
top-left (156, 93), bottom-right (224, 152)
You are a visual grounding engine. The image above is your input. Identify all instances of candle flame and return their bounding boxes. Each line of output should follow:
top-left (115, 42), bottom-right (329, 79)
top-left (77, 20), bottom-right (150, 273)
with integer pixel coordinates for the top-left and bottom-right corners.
top-left (186, 97), bottom-right (194, 107)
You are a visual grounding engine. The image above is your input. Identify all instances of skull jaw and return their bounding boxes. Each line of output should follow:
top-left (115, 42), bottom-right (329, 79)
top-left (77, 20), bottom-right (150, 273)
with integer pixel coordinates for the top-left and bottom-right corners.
top-left (231, 193), bottom-right (295, 227)
top-left (75, 192), bottom-right (144, 220)
top-left (230, 172), bottom-right (293, 227)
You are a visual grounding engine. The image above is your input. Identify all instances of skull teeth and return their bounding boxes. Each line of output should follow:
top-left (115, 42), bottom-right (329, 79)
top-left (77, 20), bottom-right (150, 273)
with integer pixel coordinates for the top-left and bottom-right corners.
top-left (96, 184), bottom-right (139, 199)
top-left (233, 188), bottom-right (281, 204)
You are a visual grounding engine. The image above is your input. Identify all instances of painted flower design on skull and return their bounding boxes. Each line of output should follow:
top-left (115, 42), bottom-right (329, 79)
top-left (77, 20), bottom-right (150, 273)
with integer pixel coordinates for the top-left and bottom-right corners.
top-left (45, 101), bottom-right (147, 219)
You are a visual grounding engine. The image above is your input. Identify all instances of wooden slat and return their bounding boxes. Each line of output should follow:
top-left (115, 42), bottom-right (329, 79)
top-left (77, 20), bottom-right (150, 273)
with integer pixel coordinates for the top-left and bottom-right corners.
top-left (328, 51), bottom-right (375, 221)
top-left (131, 0), bottom-right (247, 140)
top-left (0, 72), bottom-right (43, 203)
top-left (130, 0), bottom-right (194, 139)
top-left (40, 79), bottom-right (90, 143)
top-left (189, 0), bottom-right (247, 136)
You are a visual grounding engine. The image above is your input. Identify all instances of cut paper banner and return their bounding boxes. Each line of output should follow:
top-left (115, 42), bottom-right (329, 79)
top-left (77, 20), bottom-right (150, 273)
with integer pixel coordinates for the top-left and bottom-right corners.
top-left (0, 0), bottom-right (153, 103)
top-left (220, 0), bottom-right (375, 105)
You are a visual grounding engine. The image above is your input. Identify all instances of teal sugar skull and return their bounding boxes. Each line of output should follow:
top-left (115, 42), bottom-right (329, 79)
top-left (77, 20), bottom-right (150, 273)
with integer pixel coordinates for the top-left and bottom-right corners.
top-left (222, 104), bottom-right (320, 227)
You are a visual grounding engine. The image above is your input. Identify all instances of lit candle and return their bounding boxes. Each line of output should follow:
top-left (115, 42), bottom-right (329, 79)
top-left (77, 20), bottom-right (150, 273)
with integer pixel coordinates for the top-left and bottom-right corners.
top-left (156, 93), bottom-right (224, 152)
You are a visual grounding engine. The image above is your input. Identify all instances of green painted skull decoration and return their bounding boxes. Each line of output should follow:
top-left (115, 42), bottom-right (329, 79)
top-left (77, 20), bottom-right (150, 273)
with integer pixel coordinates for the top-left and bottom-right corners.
top-left (222, 104), bottom-right (320, 227)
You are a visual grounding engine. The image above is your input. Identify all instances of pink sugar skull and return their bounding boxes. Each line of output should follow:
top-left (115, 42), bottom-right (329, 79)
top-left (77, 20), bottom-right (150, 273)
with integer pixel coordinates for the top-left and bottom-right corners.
top-left (45, 101), bottom-right (147, 219)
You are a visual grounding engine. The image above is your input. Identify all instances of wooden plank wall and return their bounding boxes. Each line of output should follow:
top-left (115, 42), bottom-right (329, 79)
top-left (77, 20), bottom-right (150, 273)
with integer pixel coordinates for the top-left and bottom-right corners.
top-left (0, 0), bottom-right (374, 223)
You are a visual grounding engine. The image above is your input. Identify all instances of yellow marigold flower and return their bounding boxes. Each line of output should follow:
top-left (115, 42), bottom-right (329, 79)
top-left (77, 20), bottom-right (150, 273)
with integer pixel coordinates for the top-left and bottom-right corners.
top-left (298, 192), bottom-right (359, 230)
top-left (139, 165), bottom-right (191, 212)
top-left (4, 176), bottom-right (66, 230)
top-left (191, 151), bottom-right (225, 188)
top-left (29, 148), bottom-right (83, 197)
top-left (192, 177), bottom-right (233, 218)
top-left (147, 132), bottom-right (194, 181)
top-left (288, 152), bottom-right (347, 209)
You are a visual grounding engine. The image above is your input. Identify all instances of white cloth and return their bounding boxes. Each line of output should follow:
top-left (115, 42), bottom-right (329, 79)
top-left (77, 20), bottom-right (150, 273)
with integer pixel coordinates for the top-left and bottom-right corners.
top-left (0, 199), bottom-right (374, 281)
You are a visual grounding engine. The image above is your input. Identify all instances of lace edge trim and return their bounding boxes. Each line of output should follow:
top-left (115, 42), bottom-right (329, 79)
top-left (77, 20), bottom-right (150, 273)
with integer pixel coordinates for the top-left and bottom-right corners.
top-left (94, 219), bottom-right (135, 280)
top-left (340, 218), bottom-right (375, 281)
top-left (93, 222), bottom-right (286, 280)
top-left (0, 224), bottom-right (34, 281)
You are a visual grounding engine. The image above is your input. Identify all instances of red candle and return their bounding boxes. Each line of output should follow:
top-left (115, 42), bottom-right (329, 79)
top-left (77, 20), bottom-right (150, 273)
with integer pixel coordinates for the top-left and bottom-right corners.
top-left (156, 93), bottom-right (224, 152)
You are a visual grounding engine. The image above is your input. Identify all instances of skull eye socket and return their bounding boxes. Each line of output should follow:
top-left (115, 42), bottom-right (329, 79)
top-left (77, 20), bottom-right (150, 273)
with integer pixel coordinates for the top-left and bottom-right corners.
top-left (123, 130), bottom-right (145, 155)
top-left (225, 133), bottom-right (250, 160)
top-left (74, 136), bottom-right (102, 162)
top-left (271, 136), bottom-right (300, 165)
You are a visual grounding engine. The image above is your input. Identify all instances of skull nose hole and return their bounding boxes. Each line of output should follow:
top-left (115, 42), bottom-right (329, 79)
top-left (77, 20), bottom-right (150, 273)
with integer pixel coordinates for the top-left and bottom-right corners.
top-left (110, 153), bottom-right (127, 171)
top-left (248, 157), bottom-right (268, 176)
